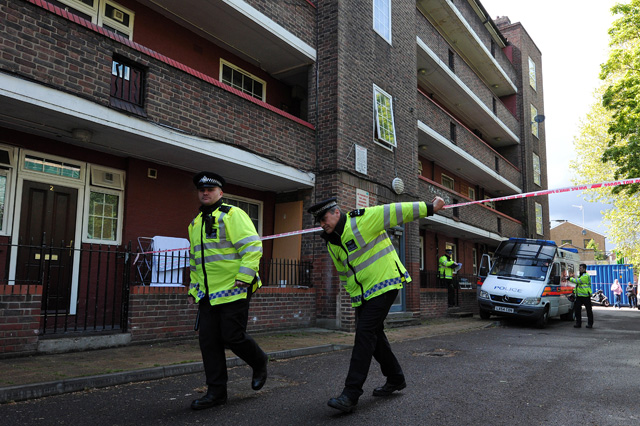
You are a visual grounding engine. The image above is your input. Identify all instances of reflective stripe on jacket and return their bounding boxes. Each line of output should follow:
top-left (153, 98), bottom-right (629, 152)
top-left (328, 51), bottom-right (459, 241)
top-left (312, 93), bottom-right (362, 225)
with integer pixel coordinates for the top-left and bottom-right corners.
top-left (325, 201), bottom-right (431, 307)
top-left (188, 204), bottom-right (262, 305)
top-left (570, 273), bottom-right (591, 297)
top-left (438, 255), bottom-right (456, 279)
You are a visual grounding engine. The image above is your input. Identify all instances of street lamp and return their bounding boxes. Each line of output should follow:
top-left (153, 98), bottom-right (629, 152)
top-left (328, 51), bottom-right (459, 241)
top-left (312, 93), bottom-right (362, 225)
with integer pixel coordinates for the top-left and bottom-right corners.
top-left (572, 204), bottom-right (586, 235)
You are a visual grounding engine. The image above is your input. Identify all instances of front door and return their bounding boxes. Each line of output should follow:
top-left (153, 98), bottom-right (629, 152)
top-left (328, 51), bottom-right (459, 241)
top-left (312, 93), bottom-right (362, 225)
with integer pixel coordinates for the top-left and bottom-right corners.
top-left (16, 181), bottom-right (78, 312)
top-left (387, 226), bottom-right (406, 312)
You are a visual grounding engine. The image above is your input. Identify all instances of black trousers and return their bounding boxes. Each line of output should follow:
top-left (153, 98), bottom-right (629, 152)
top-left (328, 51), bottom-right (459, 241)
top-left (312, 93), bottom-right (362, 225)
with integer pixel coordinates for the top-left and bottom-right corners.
top-left (574, 296), bottom-right (593, 326)
top-left (445, 278), bottom-right (456, 306)
top-left (342, 289), bottom-right (404, 401)
top-left (198, 297), bottom-right (267, 396)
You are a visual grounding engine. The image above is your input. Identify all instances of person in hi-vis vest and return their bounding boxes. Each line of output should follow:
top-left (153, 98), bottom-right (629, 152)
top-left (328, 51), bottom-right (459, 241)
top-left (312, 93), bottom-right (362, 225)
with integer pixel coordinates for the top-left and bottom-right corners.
top-left (438, 248), bottom-right (459, 307)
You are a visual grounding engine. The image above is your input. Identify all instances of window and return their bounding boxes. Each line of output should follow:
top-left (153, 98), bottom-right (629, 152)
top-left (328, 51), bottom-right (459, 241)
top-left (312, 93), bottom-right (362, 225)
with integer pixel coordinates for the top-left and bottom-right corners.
top-left (446, 244), bottom-right (457, 262)
top-left (87, 191), bottom-right (120, 241)
top-left (450, 122), bottom-right (457, 144)
top-left (220, 60), bottom-right (266, 101)
top-left (111, 58), bottom-right (144, 111)
top-left (468, 187), bottom-right (476, 200)
top-left (84, 165), bottom-right (125, 244)
top-left (492, 98), bottom-right (497, 115)
top-left (419, 236), bottom-right (424, 271)
top-left (373, 0), bottom-right (391, 43)
top-left (24, 155), bottom-right (81, 180)
top-left (533, 153), bottom-right (541, 186)
top-left (535, 202), bottom-right (543, 235)
top-left (453, 199), bottom-right (459, 218)
top-left (561, 239), bottom-right (572, 246)
top-left (441, 174), bottom-right (454, 190)
top-left (485, 198), bottom-right (495, 209)
top-left (584, 239), bottom-right (592, 249)
top-left (531, 104), bottom-right (539, 138)
top-left (373, 85), bottom-right (397, 147)
top-left (528, 57), bottom-right (537, 90)
top-left (222, 195), bottom-right (262, 235)
top-left (448, 49), bottom-right (455, 72)
top-left (54, 0), bottom-right (135, 39)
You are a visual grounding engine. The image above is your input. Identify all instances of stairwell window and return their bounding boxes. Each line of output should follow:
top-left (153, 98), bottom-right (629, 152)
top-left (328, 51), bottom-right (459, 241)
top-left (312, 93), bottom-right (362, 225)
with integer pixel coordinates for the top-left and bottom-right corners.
top-left (373, 85), bottom-right (397, 148)
top-left (53, 0), bottom-right (135, 39)
top-left (373, 0), bottom-right (391, 43)
top-left (220, 60), bottom-right (266, 102)
top-left (535, 202), bottom-right (544, 235)
top-left (533, 153), bottom-right (541, 186)
top-left (531, 104), bottom-right (539, 138)
top-left (528, 57), bottom-right (537, 90)
top-left (441, 174), bottom-right (454, 191)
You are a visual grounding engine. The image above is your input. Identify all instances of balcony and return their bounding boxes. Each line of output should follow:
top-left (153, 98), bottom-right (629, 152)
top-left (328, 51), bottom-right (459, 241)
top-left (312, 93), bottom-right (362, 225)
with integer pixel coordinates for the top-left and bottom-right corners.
top-left (417, 178), bottom-right (524, 245)
top-left (0, 0), bottom-right (316, 192)
top-left (141, 0), bottom-right (316, 88)
top-left (417, 92), bottom-right (521, 196)
top-left (416, 0), bottom-right (517, 97)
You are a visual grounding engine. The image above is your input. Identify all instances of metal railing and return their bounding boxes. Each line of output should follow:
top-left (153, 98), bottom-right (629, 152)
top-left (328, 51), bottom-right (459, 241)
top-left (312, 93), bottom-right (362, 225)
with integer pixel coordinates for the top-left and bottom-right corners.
top-left (420, 270), bottom-right (478, 290)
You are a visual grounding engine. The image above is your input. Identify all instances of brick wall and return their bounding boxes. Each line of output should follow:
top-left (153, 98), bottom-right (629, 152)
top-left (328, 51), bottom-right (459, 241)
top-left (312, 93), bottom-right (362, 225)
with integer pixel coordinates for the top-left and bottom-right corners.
top-left (419, 288), bottom-right (478, 318)
top-left (128, 285), bottom-right (318, 343)
top-left (0, 285), bottom-right (41, 356)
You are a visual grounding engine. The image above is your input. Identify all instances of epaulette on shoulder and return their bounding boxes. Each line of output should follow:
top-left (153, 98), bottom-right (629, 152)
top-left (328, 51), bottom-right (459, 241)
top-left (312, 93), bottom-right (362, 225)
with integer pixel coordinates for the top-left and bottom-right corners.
top-left (349, 208), bottom-right (365, 217)
top-left (219, 205), bottom-right (231, 213)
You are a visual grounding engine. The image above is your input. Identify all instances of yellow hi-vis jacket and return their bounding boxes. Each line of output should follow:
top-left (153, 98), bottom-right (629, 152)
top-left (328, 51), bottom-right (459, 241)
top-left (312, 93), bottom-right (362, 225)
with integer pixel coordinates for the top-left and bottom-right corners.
top-left (323, 201), bottom-right (434, 307)
top-left (188, 203), bottom-right (262, 305)
top-left (438, 255), bottom-right (456, 280)
top-left (570, 272), bottom-right (592, 297)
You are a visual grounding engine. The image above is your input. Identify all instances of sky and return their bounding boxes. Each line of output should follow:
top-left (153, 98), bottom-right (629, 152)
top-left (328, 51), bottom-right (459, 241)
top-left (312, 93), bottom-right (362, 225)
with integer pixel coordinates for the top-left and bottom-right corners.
top-left (480, 0), bottom-right (619, 250)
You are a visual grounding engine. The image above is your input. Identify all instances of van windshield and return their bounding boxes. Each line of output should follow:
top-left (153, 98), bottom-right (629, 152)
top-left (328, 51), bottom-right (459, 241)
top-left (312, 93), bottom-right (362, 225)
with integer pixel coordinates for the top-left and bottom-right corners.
top-left (489, 241), bottom-right (556, 281)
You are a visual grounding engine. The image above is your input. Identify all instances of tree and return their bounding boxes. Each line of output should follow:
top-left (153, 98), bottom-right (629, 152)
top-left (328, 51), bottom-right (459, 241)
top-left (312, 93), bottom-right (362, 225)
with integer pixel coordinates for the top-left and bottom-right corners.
top-left (599, 0), bottom-right (640, 195)
top-left (586, 239), bottom-right (608, 262)
top-left (572, 83), bottom-right (640, 266)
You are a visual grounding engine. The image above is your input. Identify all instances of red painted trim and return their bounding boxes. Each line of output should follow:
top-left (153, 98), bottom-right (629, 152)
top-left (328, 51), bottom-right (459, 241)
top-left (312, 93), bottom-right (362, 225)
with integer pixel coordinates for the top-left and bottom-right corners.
top-left (25, 0), bottom-right (316, 131)
top-left (304, 0), bottom-right (317, 9)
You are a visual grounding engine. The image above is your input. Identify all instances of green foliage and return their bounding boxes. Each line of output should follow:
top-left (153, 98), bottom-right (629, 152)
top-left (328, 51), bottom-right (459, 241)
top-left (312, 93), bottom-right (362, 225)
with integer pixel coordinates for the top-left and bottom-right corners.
top-left (600, 0), bottom-right (640, 194)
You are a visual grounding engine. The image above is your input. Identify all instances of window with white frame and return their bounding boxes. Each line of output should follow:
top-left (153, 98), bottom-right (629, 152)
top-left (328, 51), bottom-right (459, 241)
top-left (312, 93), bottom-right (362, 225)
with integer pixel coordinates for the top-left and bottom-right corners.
top-left (220, 60), bottom-right (266, 101)
top-left (533, 153), bottom-right (541, 186)
top-left (222, 195), bottom-right (262, 235)
top-left (54, 0), bottom-right (135, 39)
top-left (535, 202), bottom-right (543, 235)
top-left (441, 174), bottom-right (454, 191)
top-left (528, 57), bottom-right (536, 90)
top-left (373, 85), bottom-right (397, 148)
top-left (373, 0), bottom-right (391, 43)
top-left (485, 198), bottom-right (496, 209)
top-left (85, 165), bottom-right (125, 244)
top-left (468, 187), bottom-right (476, 200)
top-left (531, 104), bottom-right (539, 138)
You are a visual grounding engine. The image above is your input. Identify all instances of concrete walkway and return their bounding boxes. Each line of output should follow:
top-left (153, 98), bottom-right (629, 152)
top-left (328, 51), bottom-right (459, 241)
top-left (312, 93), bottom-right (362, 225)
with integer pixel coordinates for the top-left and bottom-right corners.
top-left (0, 316), bottom-right (489, 404)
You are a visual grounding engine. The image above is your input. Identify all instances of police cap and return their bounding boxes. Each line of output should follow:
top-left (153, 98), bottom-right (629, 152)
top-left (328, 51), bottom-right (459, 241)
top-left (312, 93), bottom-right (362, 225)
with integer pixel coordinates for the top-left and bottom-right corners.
top-left (308, 197), bottom-right (338, 222)
top-left (193, 171), bottom-right (225, 189)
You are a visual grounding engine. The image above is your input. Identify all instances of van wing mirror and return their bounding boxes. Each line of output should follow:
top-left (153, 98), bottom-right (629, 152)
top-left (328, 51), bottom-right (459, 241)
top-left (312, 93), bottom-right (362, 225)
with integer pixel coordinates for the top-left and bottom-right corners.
top-left (551, 275), bottom-right (561, 285)
top-left (478, 254), bottom-right (491, 280)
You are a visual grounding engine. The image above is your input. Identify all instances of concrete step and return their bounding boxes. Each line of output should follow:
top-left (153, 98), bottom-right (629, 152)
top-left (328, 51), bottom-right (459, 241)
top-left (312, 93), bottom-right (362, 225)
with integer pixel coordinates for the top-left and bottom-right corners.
top-left (384, 312), bottom-right (421, 328)
top-left (447, 311), bottom-right (474, 318)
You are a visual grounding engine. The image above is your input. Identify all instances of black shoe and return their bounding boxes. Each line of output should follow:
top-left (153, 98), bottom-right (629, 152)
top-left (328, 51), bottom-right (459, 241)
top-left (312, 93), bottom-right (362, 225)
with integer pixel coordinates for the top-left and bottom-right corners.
top-left (251, 358), bottom-right (268, 390)
top-left (372, 380), bottom-right (407, 397)
top-left (327, 394), bottom-right (357, 413)
top-left (191, 393), bottom-right (227, 410)
top-left (574, 324), bottom-right (581, 328)
top-left (586, 325), bottom-right (593, 329)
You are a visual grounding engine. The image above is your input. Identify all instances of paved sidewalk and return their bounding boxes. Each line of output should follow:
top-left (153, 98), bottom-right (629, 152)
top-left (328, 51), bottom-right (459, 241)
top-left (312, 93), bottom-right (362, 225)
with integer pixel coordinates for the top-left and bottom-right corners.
top-left (0, 316), bottom-right (488, 404)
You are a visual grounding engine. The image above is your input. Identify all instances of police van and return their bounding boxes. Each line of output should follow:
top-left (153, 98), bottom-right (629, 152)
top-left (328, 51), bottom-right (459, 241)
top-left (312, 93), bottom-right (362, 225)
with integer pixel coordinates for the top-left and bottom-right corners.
top-left (477, 238), bottom-right (580, 328)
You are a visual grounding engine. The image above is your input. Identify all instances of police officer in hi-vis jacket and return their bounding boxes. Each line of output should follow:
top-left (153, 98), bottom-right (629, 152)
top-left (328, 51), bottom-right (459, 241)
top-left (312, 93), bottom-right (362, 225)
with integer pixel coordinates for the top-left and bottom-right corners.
top-left (308, 195), bottom-right (445, 413)
top-left (569, 263), bottom-right (594, 329)
top-left (188, 171), bottom-right (268, 410)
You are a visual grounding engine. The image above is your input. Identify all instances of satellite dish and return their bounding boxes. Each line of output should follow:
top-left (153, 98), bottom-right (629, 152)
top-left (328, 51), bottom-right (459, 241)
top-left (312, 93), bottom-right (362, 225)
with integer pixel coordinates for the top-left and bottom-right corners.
top-left (534, 115), bottom-right (546, 123)
top-left (582, 229), bottom-right (587, 235)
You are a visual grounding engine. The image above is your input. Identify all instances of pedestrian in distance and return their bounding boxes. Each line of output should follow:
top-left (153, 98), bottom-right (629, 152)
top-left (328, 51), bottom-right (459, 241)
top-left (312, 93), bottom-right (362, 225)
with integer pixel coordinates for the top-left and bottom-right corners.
top-left (626, 281), bottom-right (636, 309)
top-left (308, 195), bottom-right (446, 413)
top-left (612, 279), bottom-right (623, 309)
top-left (569, 263), bottom-right (593, 329)
top-left (438, 248), bottom-right (460, 307)
top-left (187, 171), bottom-right (268, 410)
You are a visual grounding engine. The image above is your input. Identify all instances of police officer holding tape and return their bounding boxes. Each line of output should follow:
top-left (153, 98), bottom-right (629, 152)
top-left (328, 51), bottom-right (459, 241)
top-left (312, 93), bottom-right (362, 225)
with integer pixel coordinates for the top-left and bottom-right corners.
top-left (187, 171), bottom-right (268, 410)
top-left (308, 195), bottom-right (445, 413)
top-left (569, 263), bottom-right (594, 329)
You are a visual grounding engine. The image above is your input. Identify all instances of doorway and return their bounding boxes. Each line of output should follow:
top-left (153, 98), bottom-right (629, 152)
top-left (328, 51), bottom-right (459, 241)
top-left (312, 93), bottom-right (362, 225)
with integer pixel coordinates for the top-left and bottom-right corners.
top-left (16, 181), bottom-right (78, 313)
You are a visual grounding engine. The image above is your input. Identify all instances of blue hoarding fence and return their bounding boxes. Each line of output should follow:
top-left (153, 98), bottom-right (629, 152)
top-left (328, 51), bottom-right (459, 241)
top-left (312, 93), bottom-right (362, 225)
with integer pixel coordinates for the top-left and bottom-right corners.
top-left (587, 264), bottom-right (636, 306)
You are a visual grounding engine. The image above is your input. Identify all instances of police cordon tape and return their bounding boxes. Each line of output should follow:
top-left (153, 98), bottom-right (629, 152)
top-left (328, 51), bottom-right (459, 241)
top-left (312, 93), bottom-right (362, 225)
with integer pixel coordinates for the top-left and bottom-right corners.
top-left (443, 177), bottom-right (640, 209)
top-left (134, 177), bottom-right (640, 262)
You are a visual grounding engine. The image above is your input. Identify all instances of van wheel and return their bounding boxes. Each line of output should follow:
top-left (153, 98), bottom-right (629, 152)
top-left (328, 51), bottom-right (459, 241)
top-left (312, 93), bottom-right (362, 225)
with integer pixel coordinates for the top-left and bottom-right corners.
top-left (479, 309), bottom-right (491, 320)
top-left (536, 306), bottom-right (549, 329)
